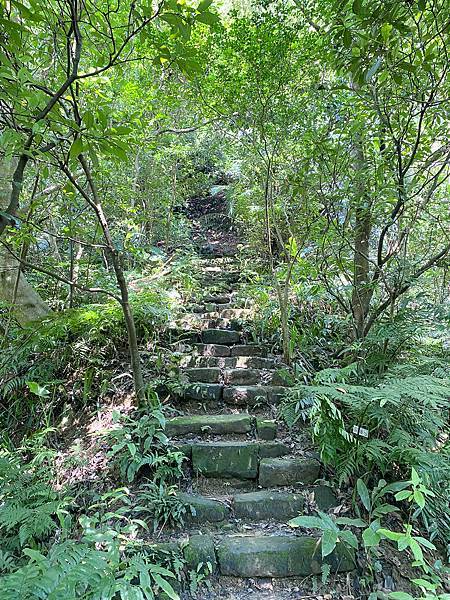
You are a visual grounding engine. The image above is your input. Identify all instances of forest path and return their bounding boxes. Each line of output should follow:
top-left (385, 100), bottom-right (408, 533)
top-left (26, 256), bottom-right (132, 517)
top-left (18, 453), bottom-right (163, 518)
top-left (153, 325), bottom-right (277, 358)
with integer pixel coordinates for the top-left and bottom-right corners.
top-left (160, 191), bottom-right (355, 597)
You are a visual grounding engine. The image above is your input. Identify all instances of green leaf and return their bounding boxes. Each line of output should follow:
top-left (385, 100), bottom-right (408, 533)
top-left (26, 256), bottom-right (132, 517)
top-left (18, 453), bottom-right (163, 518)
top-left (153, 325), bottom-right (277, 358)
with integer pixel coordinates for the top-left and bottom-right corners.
top-left (395, 490), bottom-right (411, 501)
top-left (288, 516), bottom-right (326, 529)
top-left (69, 137), bottom-right (83, 161)
top-left (321, 529), bottom-right (338, 557)
top-left (336, 517), bottom-right (367, 527)
top-left (378, 528), bottom-right (402, 542)
top-left (195, 11), bottom-right (220, 25)
top-left (352, 0), bottom-right (362, 15)
top-left (343, 29), bottom-right (352, 48)
top-left (388, 594), bottom-right (415, 600)
top-left (338, 529), bottom-right (359, 549)
top-left (357, 479), bottom-right (371, 511)
top-left (362, 527), bottom-right (381, 548)
top-left (413, 489), bottom-right (425, 509)
top-left (152, 574), bottom-right (179, 600)
top-left (411, 578), bottom-right (437, 591)
top-left (418, 0), bottom-right (426, 10)
top-left (198, 0), bottom-right (213, 10)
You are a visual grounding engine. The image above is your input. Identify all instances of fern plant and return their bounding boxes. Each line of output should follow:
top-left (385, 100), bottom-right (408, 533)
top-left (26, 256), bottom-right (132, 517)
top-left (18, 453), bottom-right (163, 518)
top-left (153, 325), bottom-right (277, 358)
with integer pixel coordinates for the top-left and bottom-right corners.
top-left (106, 407), bottom-right (185, 483)
top-left (0, 451), bottom-right (69, 552)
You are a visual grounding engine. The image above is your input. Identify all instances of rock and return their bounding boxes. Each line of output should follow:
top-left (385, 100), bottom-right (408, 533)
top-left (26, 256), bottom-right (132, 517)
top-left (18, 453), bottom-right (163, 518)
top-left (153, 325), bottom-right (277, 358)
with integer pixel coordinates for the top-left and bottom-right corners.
top-left (223, 386), bottom-right (268, 406)
top-left (179, 493), bottom-right (229, 523)
top-left (192, 343), bottom-right (230, 357)
top-left (217, 535), bottom-right (354, 577)
top-left (230, 345), bottom-right (267, 357)
top-left (258, 441), bottom-right (289, 458)
top-left (184, 367), bottom-right (221, 383)
top-left (192, 442), bottom-right (259, 479)
top-left (202, 329), bottom-right (241, 345)
top-left (167, 414), bottom-right (253, 436)
top-left (184, 534), bottom-right (217, 573)
top-left (202, 294), bottom-right (231, 304)
top-left (259, 457), bottom-right (320, 487)
top-left (233, 491), bottom-right (304, 521)
top-left (270, 370), bottom-right (294, 386)
top-left (314, 484), bottom-right (338, 511)
top-left (256, 419), bottom-right (277, 440)
top-left (266, 386), bottom-right (288, 404)
top-left (176, 443), bottom-right (192, 458)
top-left (183, 383), bottom-right (223, 402)
top-left (224, 368), bottom-right (261, 385)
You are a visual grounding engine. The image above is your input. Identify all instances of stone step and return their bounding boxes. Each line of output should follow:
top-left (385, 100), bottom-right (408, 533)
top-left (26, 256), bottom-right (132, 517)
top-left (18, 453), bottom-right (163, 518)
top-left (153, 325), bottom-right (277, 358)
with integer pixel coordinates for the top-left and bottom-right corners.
top-left (151, 533), bottom-right (354, 581)
top-left (230, 344), bottom-right (267, 357)
top-left (192, 343), bottom-right (232, 357)
top-left (216, 535), bottom-right (355, 577)
top-left (259, 456), bottom-right (320, 487)
top-left (207, 308), bottom-right (252, 319)
top-left (181, 355), bottom-right (284, 370)
top-left (182, 382), bottom-right (223, 401)
top-left (223, 368), bottom-right (292, 386)
top-left (179, 493), bottom-right (230, 523)
top-left (233, 490), bottom-right (304, 521)
top-left (166, 414), bottom-right (253, 436)
top-left (192, 302), bottom-right (234, 313)
top-left (184, 367), bottom-right (221, 383)
top-left (223, 385), bottom-right (287, 406)
top-left (190, 441), bottom-right (289, 479)
top-left (202, 293), bottom-right (232, 304)
top-left (171, 316), bottom-right (243, 331)
top-left (202, 329), bottom-right (241, 345)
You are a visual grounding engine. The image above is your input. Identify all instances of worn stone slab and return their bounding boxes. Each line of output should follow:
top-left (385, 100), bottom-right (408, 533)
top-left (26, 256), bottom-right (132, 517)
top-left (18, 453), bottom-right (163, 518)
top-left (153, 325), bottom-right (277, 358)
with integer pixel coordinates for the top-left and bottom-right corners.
top-left (266, 386), bottom-right (288, 404)
top-left (224, 368), bottom-right (261, 385)
top-left (192, 442), bottom-right (259, 479)
top-left (256, 419), bottom-right (277, 440)
top-left (216, 535), bottom-right (354, 577)
top-left (167, 414), bottom-right (253, 436)
top-left (192, 343), bottom-right (230, 357)
top-left (314, 484), bottom-right (339, 511)
top-left (223, 386), bottom-right (268, 406)
top-left (233, 491), bottom-right (304, 521)
top-left (230, 345), bottom-right (267, 357)
top-left (202, 318), bottom-right (242, 331)
top-left (259, 457), bottom-right (320, 487)
top-left (179, 493), bottom-right (229, 523)
top-left (184, 534), bottom-right (217, 573)
top-left (202, 294), bottom-right (232, 304)
top-left (183, 383), bottom-right (223, 402)
top-left (258, 441), bottom-right (289, 459)
top-left (202, 329), bottom-right (241, 345)
top-left (184, 367), bottom-right (221, 383)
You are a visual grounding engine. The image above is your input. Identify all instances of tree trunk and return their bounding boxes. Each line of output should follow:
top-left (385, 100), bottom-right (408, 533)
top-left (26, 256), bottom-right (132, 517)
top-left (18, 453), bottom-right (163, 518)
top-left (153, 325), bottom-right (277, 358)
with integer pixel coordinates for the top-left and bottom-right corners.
top-left (0, 157), bottom-right (51, 325)
top-left (350, 137), bottom-right (372, 340)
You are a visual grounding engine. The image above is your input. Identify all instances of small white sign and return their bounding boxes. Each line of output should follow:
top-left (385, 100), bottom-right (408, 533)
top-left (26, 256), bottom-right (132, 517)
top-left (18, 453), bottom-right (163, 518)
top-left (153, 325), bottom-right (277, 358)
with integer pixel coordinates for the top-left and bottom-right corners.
top-left (352, 425), bottom-right (369, 438)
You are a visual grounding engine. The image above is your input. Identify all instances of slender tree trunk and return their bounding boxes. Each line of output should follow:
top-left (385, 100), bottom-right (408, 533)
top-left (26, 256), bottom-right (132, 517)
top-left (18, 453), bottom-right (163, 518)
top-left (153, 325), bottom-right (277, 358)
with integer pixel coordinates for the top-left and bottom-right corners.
top-left (68, 156), bottom-right (146, 403)
top-left (0, 157), bottom-right (51, 325)
top-left (350, 136), bottom-right (372, 340)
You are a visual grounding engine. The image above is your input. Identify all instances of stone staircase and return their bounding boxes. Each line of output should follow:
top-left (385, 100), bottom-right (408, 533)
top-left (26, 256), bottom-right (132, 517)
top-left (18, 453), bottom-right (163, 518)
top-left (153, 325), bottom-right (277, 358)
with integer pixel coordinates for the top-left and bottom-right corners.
top-left (157, 255), bottom-right (354, 596)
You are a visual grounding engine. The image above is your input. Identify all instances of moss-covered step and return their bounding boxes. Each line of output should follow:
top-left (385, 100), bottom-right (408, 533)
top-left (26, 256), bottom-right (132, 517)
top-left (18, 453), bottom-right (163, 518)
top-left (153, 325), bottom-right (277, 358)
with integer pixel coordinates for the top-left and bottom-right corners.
top-left (182, 383), bottom-right (223, 401)
top-left (202, 329), bottom-right (241, 345)
top-left (191, 442), bottom-right (258, 479)
top-left (192, 343), bottom-right (231, 357)
top-left (202, 294), bottom-right (232, 304)
top-left (230, 344), bottom-right (267, 357)
top-left (183, 367), bottom-right (221, 383)
top-left (223, 385), bottom-right (288, 406)
top-left (201, 318), bottom-right (243, 331)
top-left (224, 368), bottom-right (261, 385)
top-left (166, 414), bottom-right (253, 436)
top-left (216, 535), bottom-right (355, 577)
top-left (256, 418), bottom-right (277, 440)
top-left (184, 534), bottom-right (218, 573)
top-left (179, 493), bottom-right (230, 523)
top-left (191, 441), bottom-right (289, 479)
top-left (233, 491), bottom-right (304, 521)
top-left (180, 356), bottom-right (282, 370)
top-left (259, 456), bottom-right (320, 487)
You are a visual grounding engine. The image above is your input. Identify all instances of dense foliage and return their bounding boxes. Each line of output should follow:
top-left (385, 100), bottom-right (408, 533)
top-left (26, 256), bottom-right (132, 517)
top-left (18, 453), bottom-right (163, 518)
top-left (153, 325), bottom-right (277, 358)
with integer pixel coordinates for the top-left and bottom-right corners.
top-left (0, 0), bottom-right (449, 598)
